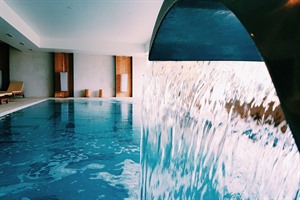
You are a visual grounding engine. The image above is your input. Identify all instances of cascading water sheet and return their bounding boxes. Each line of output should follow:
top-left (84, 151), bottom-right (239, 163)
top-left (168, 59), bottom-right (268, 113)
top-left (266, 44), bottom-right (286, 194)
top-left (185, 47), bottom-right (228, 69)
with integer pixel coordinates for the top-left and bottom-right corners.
top-left (141, 61), bottom-right (300, 199)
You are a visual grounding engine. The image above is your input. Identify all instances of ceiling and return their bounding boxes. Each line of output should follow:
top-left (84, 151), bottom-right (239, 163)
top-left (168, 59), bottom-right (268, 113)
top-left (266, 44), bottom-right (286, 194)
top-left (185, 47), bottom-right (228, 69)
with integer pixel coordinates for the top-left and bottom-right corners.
top-left (0, 0), bottom-right (163, 56)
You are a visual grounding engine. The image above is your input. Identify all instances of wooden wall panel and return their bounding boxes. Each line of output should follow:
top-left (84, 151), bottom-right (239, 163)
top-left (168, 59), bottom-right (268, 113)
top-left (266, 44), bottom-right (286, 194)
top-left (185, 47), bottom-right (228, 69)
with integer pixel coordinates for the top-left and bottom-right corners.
top-left (115, 56), bottom-right (132, 97)
top-left (0, 43), bottom-right (9, 91)
top-left (54, 53), bottom-right (73, 97)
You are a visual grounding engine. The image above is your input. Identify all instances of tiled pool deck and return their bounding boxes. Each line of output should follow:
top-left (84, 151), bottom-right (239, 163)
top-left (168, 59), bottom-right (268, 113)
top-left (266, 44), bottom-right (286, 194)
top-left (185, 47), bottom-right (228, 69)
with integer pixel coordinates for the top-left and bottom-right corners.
top-left (0, 97), bottom-right (48, 117)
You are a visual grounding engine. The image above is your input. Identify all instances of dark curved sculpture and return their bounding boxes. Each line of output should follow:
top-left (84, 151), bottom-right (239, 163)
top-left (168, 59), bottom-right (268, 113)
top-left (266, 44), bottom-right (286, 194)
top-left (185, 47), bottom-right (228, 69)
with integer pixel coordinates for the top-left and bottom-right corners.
top-left (149, 0), bottom-right (300, 150)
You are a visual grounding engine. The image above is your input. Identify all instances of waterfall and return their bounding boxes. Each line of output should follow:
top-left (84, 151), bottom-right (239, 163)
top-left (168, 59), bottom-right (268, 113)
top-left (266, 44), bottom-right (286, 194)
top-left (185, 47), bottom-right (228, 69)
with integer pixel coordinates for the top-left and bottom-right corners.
top-left (141, 61), bottom-right (300, 199)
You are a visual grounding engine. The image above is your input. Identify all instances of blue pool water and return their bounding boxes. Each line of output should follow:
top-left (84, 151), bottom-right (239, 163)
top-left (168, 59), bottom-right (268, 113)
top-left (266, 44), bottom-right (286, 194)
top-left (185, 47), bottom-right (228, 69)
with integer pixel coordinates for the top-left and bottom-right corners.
top-left (0, 99), bottom-right (141, 200)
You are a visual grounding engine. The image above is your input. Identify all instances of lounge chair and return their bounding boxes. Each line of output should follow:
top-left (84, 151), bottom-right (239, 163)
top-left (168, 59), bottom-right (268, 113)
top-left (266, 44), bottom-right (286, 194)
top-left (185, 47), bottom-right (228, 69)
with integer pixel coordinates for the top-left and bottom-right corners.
top-left (0, 81), bottom-right (25, 98)
top-left (0, 93), bottom-right (9, 104)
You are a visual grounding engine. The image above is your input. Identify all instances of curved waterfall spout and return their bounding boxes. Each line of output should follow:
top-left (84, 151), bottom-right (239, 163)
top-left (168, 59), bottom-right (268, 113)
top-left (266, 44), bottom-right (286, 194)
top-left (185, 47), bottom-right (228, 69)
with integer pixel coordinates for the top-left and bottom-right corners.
top-left (149, 0), bottom-right (300, 150)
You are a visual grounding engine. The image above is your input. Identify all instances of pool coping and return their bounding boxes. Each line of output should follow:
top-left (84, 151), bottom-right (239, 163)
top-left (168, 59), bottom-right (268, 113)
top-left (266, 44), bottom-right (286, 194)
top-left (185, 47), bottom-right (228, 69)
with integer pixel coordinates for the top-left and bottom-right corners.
top-left (0, 98), bottom-right (48, 117)
top-left (0, 97), bottom-right (142, 117)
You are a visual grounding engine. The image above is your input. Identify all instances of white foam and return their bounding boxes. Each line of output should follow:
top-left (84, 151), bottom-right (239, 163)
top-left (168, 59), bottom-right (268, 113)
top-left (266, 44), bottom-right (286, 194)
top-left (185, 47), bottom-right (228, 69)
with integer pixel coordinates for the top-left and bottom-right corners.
top-left (90, 159), bottom-right (140, 199)
top-left (81, 163), bottom-right (105, 172)
top-left (48, 161), bottom-right (77, 182)
top-left (0, 183), bottom-right (34, 198)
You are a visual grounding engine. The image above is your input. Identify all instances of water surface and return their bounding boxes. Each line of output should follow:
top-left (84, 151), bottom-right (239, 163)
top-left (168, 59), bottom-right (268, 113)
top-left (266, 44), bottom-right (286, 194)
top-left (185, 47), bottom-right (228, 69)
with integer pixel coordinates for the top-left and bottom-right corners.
top-left (0, 99), bottom-right (141, 200)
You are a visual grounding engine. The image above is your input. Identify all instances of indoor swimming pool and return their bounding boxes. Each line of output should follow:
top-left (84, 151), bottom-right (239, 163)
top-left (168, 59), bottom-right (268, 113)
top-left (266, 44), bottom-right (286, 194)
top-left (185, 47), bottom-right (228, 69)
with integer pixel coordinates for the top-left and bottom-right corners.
top-left (1, 62), bottom-right (300, 200)
top-left (0, 99), bottom-right (141, 200)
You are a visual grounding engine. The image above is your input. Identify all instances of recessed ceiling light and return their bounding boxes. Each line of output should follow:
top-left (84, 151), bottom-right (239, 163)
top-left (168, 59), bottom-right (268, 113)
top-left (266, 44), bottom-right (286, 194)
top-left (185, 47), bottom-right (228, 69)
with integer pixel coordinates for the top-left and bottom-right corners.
top-left (19, 42), bottom-right (25, 46)
top-left (5, 33), bottom-right (14, 38)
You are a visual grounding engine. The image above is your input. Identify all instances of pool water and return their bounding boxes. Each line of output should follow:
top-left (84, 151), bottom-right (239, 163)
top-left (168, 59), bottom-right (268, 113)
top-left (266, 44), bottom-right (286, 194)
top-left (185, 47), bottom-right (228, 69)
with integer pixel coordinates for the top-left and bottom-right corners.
top-left (0, 99), bottom-right (141, 200)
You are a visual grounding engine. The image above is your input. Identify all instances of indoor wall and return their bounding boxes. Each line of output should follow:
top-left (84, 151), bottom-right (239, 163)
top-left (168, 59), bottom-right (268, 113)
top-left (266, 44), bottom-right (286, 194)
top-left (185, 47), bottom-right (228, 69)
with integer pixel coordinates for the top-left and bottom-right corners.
top-left (73, 54), bottom-right (115, 97)
top-left (132, 56), bottom-right (147, 97)
top-left (8, 47), bottom-right (147, 98)
top-left (9, 48), bottom-right (53, 97)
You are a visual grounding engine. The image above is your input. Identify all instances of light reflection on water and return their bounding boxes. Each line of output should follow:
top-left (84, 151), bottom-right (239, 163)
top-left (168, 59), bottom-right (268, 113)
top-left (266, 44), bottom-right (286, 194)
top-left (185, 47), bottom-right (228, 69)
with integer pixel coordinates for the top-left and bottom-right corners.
top-left (141, 61), bottom-right (300, 199)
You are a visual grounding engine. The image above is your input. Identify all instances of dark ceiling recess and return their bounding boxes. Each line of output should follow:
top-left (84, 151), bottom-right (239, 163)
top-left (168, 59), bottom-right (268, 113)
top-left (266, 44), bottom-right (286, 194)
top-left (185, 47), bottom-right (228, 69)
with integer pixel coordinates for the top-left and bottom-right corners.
top-left (149, 0), bottom-right (300, 150)
top-left (5, 33), bottom-right (14, 38)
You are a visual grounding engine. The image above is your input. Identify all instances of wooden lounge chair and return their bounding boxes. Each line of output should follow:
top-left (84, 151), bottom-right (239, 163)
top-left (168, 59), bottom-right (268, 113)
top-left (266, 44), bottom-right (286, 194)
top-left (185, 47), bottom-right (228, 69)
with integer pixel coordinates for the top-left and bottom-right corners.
top-left (0, 81), bottom-right (25, 98)
top-left (0, 93), bottom-right (9, 104)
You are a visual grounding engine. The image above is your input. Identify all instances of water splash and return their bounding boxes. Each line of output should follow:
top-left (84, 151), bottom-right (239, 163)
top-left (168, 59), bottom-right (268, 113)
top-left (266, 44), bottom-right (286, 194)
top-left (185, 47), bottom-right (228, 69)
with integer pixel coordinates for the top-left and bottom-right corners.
top-left (141, 61), bottom-right (300, 199)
